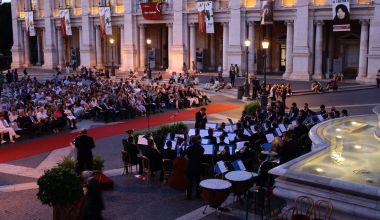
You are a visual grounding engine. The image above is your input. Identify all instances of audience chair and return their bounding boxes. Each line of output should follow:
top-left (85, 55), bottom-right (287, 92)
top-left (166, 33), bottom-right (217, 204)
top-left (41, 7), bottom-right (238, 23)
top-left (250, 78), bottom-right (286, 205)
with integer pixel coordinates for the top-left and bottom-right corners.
top-left (312, 200), bottom-right (333, 220)
top-left (289, 196), bottom-right (314, 220)
top-left (121, 150), bottom-right (139, 175)
top-left (162, 159), bottom-right (174, 184)
top-left (141, 156), bottom-right (151, 184)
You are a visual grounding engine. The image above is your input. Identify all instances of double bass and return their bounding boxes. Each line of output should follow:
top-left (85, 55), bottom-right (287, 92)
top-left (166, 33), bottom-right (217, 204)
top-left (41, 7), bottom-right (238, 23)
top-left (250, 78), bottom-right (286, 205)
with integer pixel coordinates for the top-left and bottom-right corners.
top-left (168, 144), bottom-right (189, 191)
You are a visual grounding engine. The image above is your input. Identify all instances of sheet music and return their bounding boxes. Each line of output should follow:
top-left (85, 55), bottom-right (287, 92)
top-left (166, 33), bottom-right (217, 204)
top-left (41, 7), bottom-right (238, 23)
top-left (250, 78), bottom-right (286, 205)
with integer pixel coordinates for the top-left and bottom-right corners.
top-left (250, 126), bottom-right (258, 134)
top-left (317, 114), bottom-right (324, 122)
top-left (216, 161), bottom-right (228, 173)
top-left (243, 129), bottom-right (252, 136)
top-left (200, 129), bottom-right (208, 137)
top-left (275, 128), bottom-right (282, 136)
top-left (227, 133), bottom-right (236, 141)
top-left (202, 144), bottom-right (214, 155)
top-left (224, 125), bottom-right (233, 133)
top-left (266, 133), bottom-right (275, 143)
top-left (218, 146), bottom-right (233, 154)
top-left (188, 128), bottom-right (196, 136)
top-left (279, 124), bottom-right (287, 133)
top-left (201, 139), bottom-right (210, 145)
top-left (217, 136), bottom-right (230, 144)
top-left (164, 140), bottom-right (177, 150)
top-left (175, 134), bottom-right (185, 139)
top-left (236, 141), bottom-right (247, 150)
top-left (291, 120), bottom-right (297, 126)
top-left (137, 135), bottom-right (148, 145)
top-left (213, 131), bottom-right (223, 137)
top-left (205, 123), bottom-right (218, 129)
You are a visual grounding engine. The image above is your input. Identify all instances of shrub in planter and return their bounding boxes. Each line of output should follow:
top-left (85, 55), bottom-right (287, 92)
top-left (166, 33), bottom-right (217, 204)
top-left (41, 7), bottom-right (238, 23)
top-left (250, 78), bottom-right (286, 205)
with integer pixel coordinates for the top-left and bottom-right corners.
top-left (37, 167), bottom-right (83, 206)
top-left (92, 155), bottom-right (105, 172)
top-left (57, 157), bottom-right (77, 171)
top-left (244, 101), bottom-right (261, 115)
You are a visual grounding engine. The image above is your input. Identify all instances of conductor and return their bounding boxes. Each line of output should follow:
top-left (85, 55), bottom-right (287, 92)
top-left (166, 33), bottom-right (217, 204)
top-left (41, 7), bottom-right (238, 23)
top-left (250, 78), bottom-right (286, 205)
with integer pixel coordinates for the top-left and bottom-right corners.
top-left (195, 107), bottom-right (207, 129)
top-left (75, 129), bottom-right (96, 172)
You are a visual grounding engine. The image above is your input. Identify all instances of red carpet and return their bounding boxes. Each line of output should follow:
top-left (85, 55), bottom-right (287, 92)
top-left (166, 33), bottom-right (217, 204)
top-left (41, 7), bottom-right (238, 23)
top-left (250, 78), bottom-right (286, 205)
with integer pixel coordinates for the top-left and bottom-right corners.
top-left (0, 104), bottom-right (240, 163)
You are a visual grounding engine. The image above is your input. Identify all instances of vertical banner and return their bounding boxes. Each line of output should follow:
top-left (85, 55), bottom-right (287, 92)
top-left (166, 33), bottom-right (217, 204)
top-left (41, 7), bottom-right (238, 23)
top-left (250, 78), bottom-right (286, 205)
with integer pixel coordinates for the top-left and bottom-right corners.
top-left (197, 1), bottom-right (214, 34)
top-left (260, 0), bottom-right (273, 25)
top-left (204, 1), bottom-right (214, 34)
top-left (99, 7), bottom-right (113, 35)
top-left (60, 9), bottom-right (72, 36)
top-left (25, 11), bottom-right (36, 36)
top-left (332, 0), bottom-right (350, 32)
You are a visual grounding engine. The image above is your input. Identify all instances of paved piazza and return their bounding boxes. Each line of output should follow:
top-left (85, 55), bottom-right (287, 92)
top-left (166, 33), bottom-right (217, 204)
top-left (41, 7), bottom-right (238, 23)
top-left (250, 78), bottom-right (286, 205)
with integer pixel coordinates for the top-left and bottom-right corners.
top-left (0, 74), bottom-right (378, 219)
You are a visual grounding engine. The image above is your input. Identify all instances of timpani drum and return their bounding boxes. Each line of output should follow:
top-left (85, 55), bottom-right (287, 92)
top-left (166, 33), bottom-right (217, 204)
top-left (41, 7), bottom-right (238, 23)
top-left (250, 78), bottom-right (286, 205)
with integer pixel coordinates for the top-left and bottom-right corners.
top-left (225, 171), bottom-right (254, 197)
top-left (200, 179), bottom-right (231, 209)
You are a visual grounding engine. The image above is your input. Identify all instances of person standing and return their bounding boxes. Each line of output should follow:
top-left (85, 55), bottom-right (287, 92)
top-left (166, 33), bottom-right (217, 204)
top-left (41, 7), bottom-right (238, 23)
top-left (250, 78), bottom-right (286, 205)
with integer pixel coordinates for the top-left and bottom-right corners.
top-left (82, 171), bottom-right (104, 220)
top-left (75, 129), bottom-right (95, 172)
top-left (185, 135), bottom-right (204, 200)
top-left (377, 70), bottom-right (380, 88)
top-left (195, 107), bottom-right (207, 129)
top-left (234, 64), bottom-right (240, 77)
top-left (251, 77), bottom-right (259, 100)
top-left (229, 64), bottom-right (235, 87)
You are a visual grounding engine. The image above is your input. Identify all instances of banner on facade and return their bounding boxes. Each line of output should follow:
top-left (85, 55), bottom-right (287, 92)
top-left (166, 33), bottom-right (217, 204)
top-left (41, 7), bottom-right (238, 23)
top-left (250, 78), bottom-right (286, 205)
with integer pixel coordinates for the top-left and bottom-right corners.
top-left (260, 0), bottom-right (273, 25)
top-left (332, 0), bottom-right (350, 32)
top-left (197, 1), bottom-right (214, 34)
top-left (99, 7), bottom-right (112, 35)
top-left (59, 9), bottom-right (72, 36)
top-left (24, 11), bottom-right (36, 36)
top-left (140, 2), bottom-right (162, 20)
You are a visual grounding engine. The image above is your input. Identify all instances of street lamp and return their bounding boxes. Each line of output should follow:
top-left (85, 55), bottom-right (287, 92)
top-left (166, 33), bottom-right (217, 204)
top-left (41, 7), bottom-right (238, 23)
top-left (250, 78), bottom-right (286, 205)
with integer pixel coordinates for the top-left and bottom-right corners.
top-left (109, 38), bottom-right (115, 76)
top-left (261, 38), bottom-right (269, 113)
top-left (244, 39), bottom-right (251, 98)
top-left (146, 38), bottom-right (152, 80)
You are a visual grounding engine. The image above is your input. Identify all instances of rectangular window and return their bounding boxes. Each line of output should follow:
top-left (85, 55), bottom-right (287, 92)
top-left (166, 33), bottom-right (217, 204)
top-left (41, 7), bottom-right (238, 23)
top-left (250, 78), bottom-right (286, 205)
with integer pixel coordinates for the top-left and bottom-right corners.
top-left (280, 44), bottom-right (286, 67)
top-left (31, 0), bottom-right (37, 11)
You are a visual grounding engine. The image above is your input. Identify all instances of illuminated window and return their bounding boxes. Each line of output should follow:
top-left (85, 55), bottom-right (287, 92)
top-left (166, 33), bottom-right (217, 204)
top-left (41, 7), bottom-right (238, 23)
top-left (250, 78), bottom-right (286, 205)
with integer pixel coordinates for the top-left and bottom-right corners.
top-left (65, 0), bottom-right (71, 8)
top-left (357, 0), bottom-right (371, 4)
top-left (282, 0), bottom-right (295, 7)
top-left (313, 0), bottom-right (326, 6)
top-left (31, 0), bottom-right (37, 11)
top-left (245, 0), bottom-right (256, 8)
top-left (100, 0), bottom-right (111, 6)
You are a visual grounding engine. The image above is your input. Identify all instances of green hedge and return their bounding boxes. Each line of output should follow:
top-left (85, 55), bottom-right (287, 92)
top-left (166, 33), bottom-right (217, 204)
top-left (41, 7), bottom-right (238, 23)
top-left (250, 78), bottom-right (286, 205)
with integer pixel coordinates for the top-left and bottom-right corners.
top-left (244, 101), bottom-right (261, 115)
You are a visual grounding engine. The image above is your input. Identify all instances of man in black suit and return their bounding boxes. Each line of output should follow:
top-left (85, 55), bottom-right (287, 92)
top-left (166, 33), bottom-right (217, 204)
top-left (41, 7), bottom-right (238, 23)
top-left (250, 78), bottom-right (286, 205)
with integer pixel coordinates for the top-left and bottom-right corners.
top-left (75, 129), bottom-right (96, 172)
top-left (293, 118), bottom-right (309, 139)
top-left (185, 135), bottom-right (205, 200)
top-left (195, 107), bottom-right (207, 129)
top-left (252, 77), bottom-right (260, 100)
top-left (82, 171), bottom-right (104, 220)
top-left (279, 131), bottom-right (302, 164)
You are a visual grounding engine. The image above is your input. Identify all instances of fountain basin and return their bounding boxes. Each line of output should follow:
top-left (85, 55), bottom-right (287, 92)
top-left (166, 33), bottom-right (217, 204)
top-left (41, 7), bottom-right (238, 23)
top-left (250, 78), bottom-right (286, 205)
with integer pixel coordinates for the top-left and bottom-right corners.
top-left (270, 114), bottom-right (380, 220)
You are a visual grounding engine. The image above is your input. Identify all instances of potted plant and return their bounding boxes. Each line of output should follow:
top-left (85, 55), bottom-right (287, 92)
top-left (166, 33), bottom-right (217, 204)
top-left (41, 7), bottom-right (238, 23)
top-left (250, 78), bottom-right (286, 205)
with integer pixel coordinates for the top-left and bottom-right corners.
top-left (37, 167), bottom-right (84, 220)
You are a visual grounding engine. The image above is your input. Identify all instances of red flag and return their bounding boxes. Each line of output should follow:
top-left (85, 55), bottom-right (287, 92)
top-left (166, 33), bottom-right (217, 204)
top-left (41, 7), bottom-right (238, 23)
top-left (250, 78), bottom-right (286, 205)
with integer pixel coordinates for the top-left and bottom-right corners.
top-left (140, 2), bottom-right (162, 20)
top-left (60, 16), bottom-right (67, 37)
top-left (198, 11), bottom-right (206, 33)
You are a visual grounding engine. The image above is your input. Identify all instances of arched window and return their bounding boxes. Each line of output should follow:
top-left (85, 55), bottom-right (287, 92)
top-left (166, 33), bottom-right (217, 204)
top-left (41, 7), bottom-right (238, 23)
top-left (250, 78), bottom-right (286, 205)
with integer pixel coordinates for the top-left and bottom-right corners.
top-left (31, 0), bottom-right (37, 11)
top-left (65, 0), bottom-right (71, 8)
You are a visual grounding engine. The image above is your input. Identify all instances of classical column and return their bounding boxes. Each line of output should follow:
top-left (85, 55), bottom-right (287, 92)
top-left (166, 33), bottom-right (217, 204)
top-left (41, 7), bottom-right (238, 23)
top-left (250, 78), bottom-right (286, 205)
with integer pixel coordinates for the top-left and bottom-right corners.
top-left (228, 0), bottom-right (243, 72)
top-left (11, 0), bottom-right (23, 68)
top-left (80, 0), bottom-right (96, 67)
top-left (327, 28), bottom-right (334, 78)
top-left (210, 34), bottom-right (215, 69)
top-left (43, 0), bottom-right (57, 69)
top-left (139, 24), bottom-right (146, 70)
top-left (120, 25), bottom-right (128, 72)
top-left (283, 21), bottom-right (294, 78)
top-left (24, 31), bottom-right (30, 67)
top-left (266, 26), bottom-right (272, 72)
top-left (313, 21), bottom-right (324, 79)
top-left (222, 22), bottom-right (229, 74)
top-left (248, 21), bottom-right (255, 73)
top-left (357, 20), bottom-right (369, 81)
top-left (189, 23), bottom-right (196, 72)
top-left (167, 23), bottom-right (173, 71)
top-left (95, 26), bottom-right (103, 69)
top-left (57, 28), bottom-right (64, 66)
top-left (36, 30), bottom-right (42, 65)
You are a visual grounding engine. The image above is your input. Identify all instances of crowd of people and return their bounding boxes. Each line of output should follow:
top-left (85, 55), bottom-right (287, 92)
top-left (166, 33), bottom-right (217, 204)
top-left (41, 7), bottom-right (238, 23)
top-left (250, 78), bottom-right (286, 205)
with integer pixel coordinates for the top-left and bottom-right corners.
top-left (0, 68), bottom-right (211, 144)
top-left (121, 101), bottom-right (349, 200)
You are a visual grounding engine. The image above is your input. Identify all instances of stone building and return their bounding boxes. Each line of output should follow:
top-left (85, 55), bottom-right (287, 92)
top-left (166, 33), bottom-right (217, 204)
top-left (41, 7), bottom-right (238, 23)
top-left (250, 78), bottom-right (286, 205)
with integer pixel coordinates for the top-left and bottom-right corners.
top-left (10, 0), bottom-right (380, 82)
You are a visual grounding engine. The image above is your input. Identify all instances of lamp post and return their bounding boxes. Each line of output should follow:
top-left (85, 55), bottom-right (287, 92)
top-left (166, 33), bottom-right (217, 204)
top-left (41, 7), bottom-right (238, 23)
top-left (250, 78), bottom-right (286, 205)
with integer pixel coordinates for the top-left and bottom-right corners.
top-left (261, 39), bottom-right (269, 113)
top-left (146, 38), bottom-right (152, 80)
top-left (109, 38), bottom-right (115, 76)
top-left (244, 39), bottom-right (251, 98)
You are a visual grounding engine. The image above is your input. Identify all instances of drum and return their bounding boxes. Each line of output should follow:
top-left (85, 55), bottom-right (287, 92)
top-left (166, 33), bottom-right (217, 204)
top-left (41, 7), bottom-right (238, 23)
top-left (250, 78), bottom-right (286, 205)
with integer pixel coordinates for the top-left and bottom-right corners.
top-left (225, 171), bottom-right (253, 196)
top-left (200, 179), bottom-right (231, 209)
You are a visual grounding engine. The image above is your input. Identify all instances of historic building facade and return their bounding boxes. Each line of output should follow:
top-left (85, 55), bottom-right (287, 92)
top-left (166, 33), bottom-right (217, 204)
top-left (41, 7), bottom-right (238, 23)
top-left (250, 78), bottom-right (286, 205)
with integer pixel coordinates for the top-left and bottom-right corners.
top-left (10, 0), bottom-right (380, 82)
